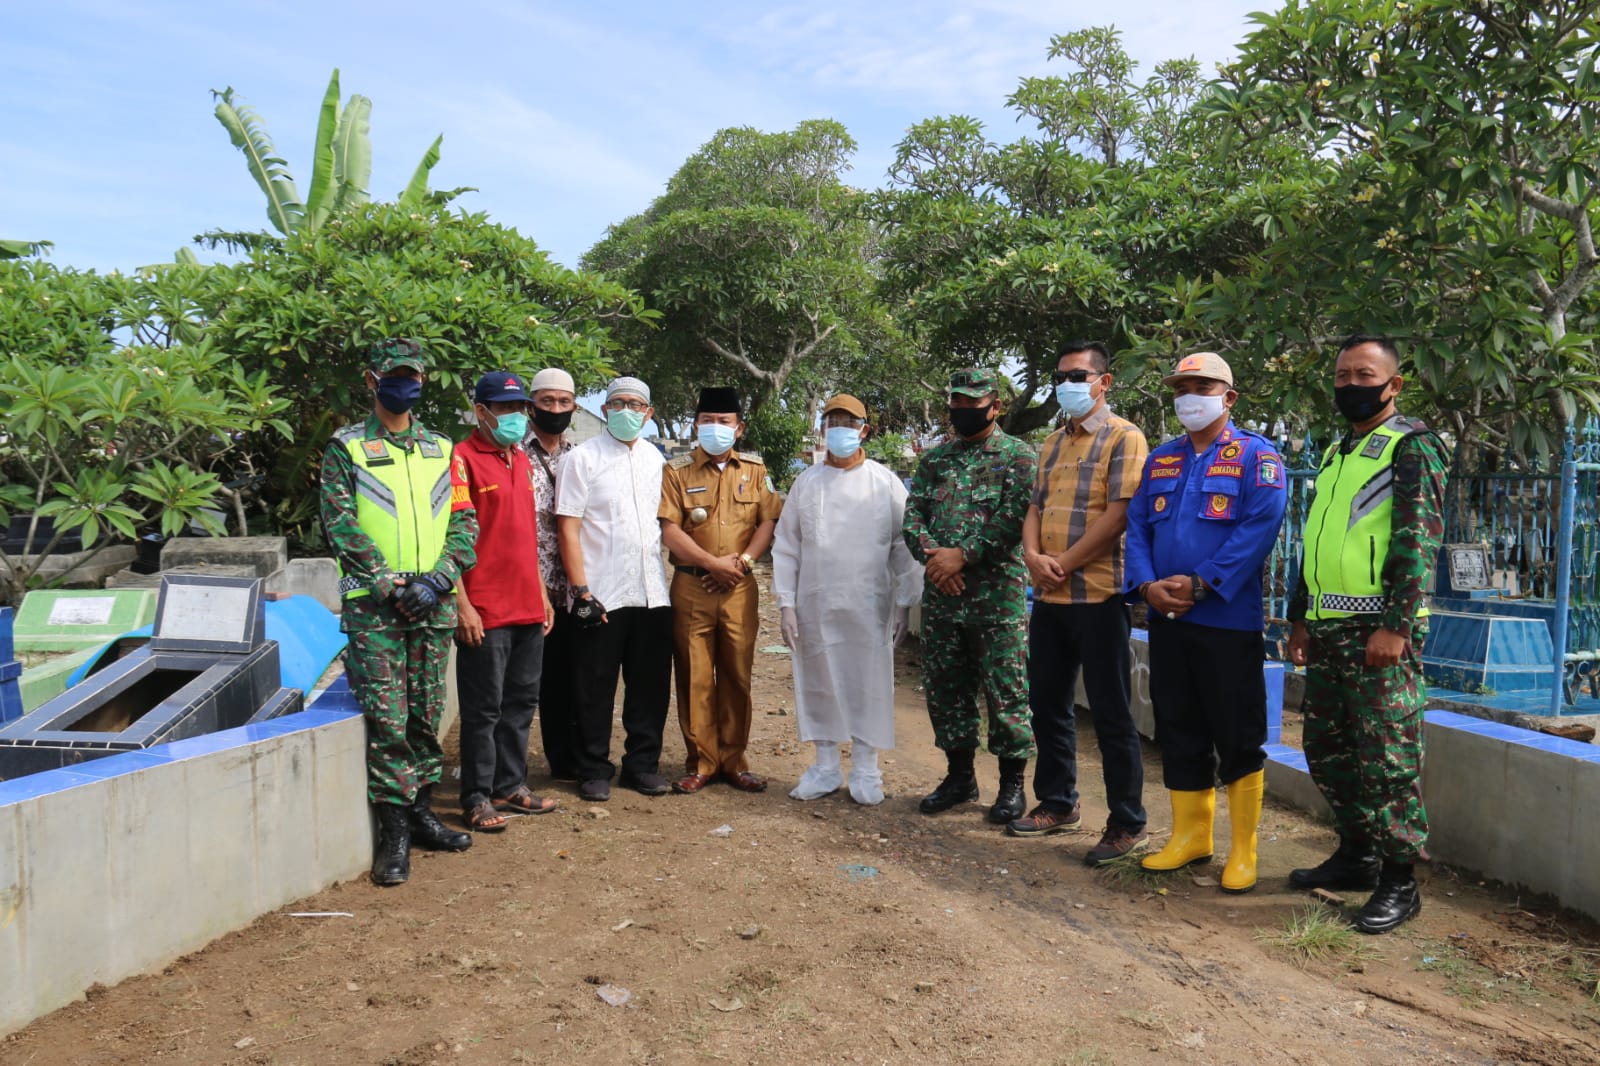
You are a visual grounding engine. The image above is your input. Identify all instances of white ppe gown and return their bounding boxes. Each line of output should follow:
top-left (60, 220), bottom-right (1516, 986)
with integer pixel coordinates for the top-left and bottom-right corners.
top-left (771, 459), bottom-right (920, 751)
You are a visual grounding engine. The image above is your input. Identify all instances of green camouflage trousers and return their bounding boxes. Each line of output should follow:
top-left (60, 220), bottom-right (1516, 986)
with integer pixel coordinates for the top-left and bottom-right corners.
top-left (344, 625), bottom-right (450, 805)
top-left (1302, 622), bottom-right (1429, 862)
top-left (920, 605), bottom-right (1034, 760)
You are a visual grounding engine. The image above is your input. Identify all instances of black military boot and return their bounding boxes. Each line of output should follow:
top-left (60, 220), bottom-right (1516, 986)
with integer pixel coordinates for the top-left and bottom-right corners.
top-left (1288, 837), bottom-right (1380, 891)
top-left (919, 748), bottom-right (979, 814)
top-left (1353, 861), bottom-right (1421, 934)
top-left (409, 784), bottom-right (472, 852)
top-left (372, 803), bottom-right (412, 886)
top-left (988, 757), bottom-right (1028, 824)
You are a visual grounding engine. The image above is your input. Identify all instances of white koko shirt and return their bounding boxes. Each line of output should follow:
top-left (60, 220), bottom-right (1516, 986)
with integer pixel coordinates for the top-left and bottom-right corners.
top-left (555, 432), bottom-right (671, 612)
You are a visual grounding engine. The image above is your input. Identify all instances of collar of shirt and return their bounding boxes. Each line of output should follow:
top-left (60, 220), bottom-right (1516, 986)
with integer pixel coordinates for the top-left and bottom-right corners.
top-left (461, 428), bottom-right (519, 467)
top-left (1187, 421), bottom-right (1238, 458)
top-left (693, 445), bottom-right (742, 469)
top-left (527, 431), bottom-right (573, 457)
top-left (1070, 404), bottom-right (1112, 437)
top-left (362, 413), bottom-right (428, 447)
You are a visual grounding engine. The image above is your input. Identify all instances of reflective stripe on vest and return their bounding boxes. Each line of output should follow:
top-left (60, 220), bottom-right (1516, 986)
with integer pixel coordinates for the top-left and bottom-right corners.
top-left (1301, 417), bottom-right (1426, 621)
top-left (337, 432), bottom-right (453, 600)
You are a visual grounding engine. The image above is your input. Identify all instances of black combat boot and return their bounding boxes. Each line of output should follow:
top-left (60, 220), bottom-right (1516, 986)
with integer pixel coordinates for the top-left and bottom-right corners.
top-left (1352, 861), bottom-right (1421, 934)
top-left (372, 803), bottom-right (412, 886)
top-left (988, 757), bottom-right (1028, 824)
top-left (1287, 837), bottom-right (1380, 891)
top-left (409, 784), bottom-right (472, 852)
top-left (919, 748), bottom-right (980, 814)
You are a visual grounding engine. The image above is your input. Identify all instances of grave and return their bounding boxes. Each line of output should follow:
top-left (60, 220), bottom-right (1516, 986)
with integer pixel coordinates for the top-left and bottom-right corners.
top-left (11, 589), bottom-right (158, 652)
top-left (0, 608), bottom-right (21, 724)
top-left (0, 576), bottom-right (301, 779)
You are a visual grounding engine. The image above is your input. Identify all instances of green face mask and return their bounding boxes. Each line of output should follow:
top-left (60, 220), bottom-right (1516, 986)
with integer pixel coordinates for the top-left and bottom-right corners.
top-left (487, 411), bottom-right (528, 446)
top-left (607, 408), bottom-right (647, 442)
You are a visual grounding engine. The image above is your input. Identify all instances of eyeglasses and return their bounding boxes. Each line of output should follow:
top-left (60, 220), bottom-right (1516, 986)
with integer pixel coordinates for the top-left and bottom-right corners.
top-left (1052, 369), bottom-right (1098, 385)
top-left (604, 399), bottom-right (649, 413)
top-left (823, 416), bottom-right (865, 428)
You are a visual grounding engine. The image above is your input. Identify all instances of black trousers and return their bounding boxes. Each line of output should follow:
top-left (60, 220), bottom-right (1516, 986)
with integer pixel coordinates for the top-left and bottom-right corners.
top-left (1146, 617), bottom-right (1267, 791)
top-left (571, 605), bottom-right (673, 782)
top-left (537, 605), bottom-right (579, 776)
top-left (455, 623), bottom-right (544, 809)
top-left (1028, 598), bottom-right (1146, 831)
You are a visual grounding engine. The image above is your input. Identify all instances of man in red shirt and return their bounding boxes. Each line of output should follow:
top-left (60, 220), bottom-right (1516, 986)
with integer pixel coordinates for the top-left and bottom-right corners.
top-left (452, 371), bottom-right (559, 831)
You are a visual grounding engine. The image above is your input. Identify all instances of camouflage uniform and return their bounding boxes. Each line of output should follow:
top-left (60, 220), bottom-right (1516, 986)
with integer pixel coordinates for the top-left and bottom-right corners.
top-left (1289, 423), bottom-right (1449, 863)
top-left (903, 375), bottom-right (1037, 759)
top-left (322, 365), bottom-right (478, 807)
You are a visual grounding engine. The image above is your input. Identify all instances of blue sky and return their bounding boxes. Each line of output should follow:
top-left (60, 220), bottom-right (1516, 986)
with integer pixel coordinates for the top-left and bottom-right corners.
top-left (5, 1), bottom-right (1267, 274)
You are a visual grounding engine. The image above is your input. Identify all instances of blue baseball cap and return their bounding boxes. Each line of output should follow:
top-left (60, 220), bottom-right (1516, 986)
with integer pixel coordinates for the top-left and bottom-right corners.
top-left (474, 370), bottom-right (533, 405)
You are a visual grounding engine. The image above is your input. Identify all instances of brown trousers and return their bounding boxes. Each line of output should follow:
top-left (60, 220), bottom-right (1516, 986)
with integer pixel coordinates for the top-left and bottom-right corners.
top-left (671, 570), bottom-right (759, 776)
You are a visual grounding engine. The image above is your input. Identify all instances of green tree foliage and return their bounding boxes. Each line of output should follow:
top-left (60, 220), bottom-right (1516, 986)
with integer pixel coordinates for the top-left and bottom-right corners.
top-left (1194, 0), bottom-right (1600, 456)
top-left (200, 202), bottom-right (654, 538)
top-left (205, 69), bottom-right (460, 252)
top-left (0, 240), bottom-right (51, 260)
top-left (583, 120), bottom-right (908, 430)
top-left (871, 28), bottom-right (1313, 436)
top-left (0, 262), bottom-right (293, 596)
top-left (741, 405), bottom-right (810, 491)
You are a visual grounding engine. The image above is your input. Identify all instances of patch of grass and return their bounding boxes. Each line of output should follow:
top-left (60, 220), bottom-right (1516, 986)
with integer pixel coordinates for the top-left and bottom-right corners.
top-left (770, 998), bottom-right (813, 1023)
top-left (1093, 850), bottom-right (1181, 890)
top-left (1053, 1047), bottom-right (1114, 1066)
top-left (1118, 1008), bottom-right (1170, 1035)
top-left (1255, 905), bottom-right (1377, 967)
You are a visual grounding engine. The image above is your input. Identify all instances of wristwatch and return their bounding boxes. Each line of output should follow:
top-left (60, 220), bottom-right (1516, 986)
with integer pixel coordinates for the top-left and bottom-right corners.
top-left (1190, 574), bottom-right (1208, 602)
top-left (739, 553), bottom-right (756, 574)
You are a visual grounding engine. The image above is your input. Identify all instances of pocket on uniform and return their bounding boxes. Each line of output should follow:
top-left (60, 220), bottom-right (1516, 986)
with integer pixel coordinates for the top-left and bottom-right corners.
top-left (1197, 477), bottom-right (1239, 521)
top-left (1147, 482), bottom-right (1178, 522)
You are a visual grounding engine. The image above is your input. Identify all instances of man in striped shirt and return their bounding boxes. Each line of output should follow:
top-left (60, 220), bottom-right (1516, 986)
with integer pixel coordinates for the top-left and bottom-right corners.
top-left (1010, 341), bottom-right (1151, 866)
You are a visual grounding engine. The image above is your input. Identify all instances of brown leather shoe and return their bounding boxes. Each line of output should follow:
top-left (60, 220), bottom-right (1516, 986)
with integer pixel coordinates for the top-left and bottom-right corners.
top-left (1006, 803), bottom-right (1082, 837)
top-left (726, 771), bottom-right (768, 793)
top-left (673, 772), bottom-right (715, 794)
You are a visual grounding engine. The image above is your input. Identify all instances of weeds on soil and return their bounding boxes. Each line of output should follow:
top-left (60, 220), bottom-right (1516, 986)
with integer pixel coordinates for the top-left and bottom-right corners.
top-left (1255, 905), bottom-right (1377, 967)
top-left (1093, 851), bottom-right (1183, 890)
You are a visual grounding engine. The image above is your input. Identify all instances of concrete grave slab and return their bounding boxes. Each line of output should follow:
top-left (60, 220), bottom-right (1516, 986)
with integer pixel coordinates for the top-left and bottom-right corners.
top-left (12, 589), bottom-right (157, 652)
top-left (159, 535), bottom-right (287, 577)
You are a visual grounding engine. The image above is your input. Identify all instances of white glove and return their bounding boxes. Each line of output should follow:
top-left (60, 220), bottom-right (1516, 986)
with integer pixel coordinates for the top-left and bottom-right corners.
top-left (780, 606), bottom-right (800, 649)
top-left (891, 606), bottom-right (911, 647)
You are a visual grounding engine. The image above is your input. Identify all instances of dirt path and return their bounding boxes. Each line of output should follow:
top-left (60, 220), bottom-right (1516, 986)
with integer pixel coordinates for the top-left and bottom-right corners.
top-left (7, 574), bottom-right (1600, 1065)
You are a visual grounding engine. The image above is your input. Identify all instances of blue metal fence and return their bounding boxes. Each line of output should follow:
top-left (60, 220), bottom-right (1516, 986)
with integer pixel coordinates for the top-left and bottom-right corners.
top-left (1260, 424), bottom-right (1600, 709)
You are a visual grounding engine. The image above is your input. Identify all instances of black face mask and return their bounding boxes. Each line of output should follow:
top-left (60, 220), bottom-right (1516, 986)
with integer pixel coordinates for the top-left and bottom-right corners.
top-left (949, 404), bottom-right (994, 438)
top-left (532, 407), bottom-right (573, 434)
top-left (1334, 381), bottom-right (1392, 423)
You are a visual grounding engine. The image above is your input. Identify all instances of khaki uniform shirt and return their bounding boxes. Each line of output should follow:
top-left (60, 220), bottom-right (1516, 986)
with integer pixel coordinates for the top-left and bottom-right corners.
top-left (659, 447), bottom-right (783, 562)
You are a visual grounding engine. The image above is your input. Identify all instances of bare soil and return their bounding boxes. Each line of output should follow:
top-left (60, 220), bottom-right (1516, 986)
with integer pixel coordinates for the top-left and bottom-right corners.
top-left (7, 571), bottom-right (1600, 1065)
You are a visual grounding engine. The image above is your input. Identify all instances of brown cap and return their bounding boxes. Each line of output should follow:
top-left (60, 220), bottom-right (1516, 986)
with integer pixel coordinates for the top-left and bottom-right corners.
top-left (1161, 352), bottom-right (1234, 388)
top-left (822, 394), bottom-right (867, 421)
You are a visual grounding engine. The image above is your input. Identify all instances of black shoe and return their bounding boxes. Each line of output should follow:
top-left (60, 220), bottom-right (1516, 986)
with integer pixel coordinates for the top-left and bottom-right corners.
top-left (1288, 838), bottom-right (1380, 891)
top-left (579, 778), bottom-right (611, 802)
top-left (409, 785), bottom-right (472, 852)
top-left (1353, 866), bottom-right (1421, 934)
top-left (620, 770), bottom-right (671, 796)
top-left (372, 803), bottom-right (412, 886)
top-left (920, 773), bottom-right (979, 814)
top-left (987, 758), bottom-right (1028, 824)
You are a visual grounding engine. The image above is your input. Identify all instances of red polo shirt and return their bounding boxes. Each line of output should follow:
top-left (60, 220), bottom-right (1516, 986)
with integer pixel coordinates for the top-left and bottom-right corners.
top-left (451, 433), bottom-right (546, 630)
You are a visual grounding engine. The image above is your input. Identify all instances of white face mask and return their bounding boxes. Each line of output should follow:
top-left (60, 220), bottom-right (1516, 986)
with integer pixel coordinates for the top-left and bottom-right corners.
top-left (1174, 392), bottom-right (1228, 432)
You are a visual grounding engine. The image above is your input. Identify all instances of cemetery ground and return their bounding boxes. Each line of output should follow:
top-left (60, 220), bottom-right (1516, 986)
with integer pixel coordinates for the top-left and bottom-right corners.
top-left (6, 580), bottom-right (1600, 1066)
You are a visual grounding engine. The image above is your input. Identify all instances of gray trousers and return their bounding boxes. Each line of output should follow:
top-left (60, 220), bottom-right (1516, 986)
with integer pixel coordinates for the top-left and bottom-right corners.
top-left (455, 623), bottom-right (545, 809)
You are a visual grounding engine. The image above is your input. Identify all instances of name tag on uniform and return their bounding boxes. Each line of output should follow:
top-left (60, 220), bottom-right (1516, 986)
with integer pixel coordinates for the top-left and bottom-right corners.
top-left (1205, 463), bottom-right (1244, 478)
top-left (686, 486), bottom-right (708, 494)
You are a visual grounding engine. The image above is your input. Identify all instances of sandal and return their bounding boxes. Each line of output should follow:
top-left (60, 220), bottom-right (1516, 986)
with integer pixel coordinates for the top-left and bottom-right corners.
top-left (493, 785), bottom-right (559, 815)
top-left (466, 799), bottom-right (509, 831)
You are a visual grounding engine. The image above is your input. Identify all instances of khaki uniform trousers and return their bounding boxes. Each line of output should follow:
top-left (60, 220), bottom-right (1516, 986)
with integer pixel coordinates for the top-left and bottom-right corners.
top-left (672, 569), bottom-right (759, 776)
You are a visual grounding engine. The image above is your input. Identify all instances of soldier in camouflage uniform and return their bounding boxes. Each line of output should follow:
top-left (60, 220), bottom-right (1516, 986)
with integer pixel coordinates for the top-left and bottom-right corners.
top-left (320, 337), bottom-right (479, 886)
top-left (903, 368), bottom-right (1038, 823)
top-left (1288, 334), bottom-right (1448, 934)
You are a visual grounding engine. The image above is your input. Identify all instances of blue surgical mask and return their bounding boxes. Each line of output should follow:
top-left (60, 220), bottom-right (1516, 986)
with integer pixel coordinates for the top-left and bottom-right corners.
top-left (825, 426), bottom-right (862, 458)
top-left (487, 411), bottom-right (527, 447)
top-left (375, 375), bottom-right (422, 415)
top-left (698, 423), bottom-right (737, 455)
top-left (607, 408), bottom-right (647, 442)
top-left (1054, 381), bottom-right (1096, 419)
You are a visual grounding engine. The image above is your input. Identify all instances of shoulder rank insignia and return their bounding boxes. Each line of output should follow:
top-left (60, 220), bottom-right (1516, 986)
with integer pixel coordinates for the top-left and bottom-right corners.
top-left (669, 454), bottom-right (694, 469)
top-left (737, 450), bottom-right (764, 465)
top-left (418, 437), bottom-right (444, 459)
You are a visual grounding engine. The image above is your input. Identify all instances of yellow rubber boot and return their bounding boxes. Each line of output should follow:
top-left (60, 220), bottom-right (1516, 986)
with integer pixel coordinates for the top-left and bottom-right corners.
top-left (1141, 788), bottom-right (1215, 871)
top-left (1221, 770), bottom-right (1265, 894)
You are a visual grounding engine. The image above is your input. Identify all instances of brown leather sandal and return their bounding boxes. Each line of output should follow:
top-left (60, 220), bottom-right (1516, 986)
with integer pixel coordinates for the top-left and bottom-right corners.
top-left (492, 785), bottom-right (559, 815)
top-left (466, 799), bottom-right (509, 831)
